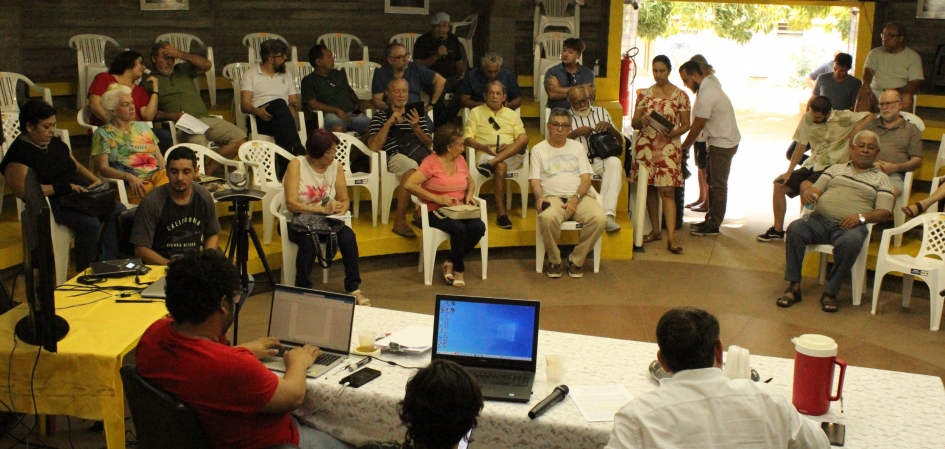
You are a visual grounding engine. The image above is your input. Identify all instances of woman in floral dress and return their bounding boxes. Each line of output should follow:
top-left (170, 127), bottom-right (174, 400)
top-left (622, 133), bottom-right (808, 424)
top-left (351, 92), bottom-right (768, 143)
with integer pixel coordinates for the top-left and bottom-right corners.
top-left (630, 55), bottom-right (691, 254)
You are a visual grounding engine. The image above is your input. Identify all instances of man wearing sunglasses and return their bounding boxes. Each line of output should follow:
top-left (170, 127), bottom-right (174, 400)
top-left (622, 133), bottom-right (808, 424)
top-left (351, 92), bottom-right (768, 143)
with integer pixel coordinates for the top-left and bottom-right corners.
top-left (371, 42), bottom-right (446, 116)
top-left (857, 21), bottom-right (924, 112)
top-left (464, 81), bottom-right (529, 229)
top-left (544, 38), bottom-right (595, 110)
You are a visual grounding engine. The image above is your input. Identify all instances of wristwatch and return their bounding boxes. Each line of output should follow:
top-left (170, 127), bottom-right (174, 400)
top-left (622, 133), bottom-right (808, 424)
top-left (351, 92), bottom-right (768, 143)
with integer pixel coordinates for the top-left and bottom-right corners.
top-left (574, 193), bottom-right (583, 202)
top-left (858, 214), bottom-right (866, 225)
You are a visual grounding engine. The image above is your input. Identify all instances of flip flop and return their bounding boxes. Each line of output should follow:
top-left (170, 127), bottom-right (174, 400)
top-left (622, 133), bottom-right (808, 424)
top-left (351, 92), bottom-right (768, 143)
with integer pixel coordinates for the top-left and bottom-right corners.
top-left (776, 288), bottom-right (802, 308)
top-left (392, 225), bottom-right (417, 238)
top-left (442, 262), bottom-right (454, 285)
top-left (820, 293), bottom-right (839, 313)
top-left (667, 242), bottom-right (683, 254)
top-left (643, 234), bottom-right (662, 244)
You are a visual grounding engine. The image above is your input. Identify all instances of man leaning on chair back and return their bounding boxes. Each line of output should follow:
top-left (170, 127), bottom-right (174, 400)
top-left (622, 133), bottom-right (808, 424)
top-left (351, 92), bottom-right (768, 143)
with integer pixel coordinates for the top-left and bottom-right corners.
top-left (606, 307), bottom-right (830, 449)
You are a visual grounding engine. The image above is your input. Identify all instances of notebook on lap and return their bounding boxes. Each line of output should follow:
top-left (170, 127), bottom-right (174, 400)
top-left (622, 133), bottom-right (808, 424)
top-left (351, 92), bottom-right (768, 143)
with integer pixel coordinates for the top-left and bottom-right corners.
top-left (262, 285), bottom-right (355, 378)
top-left (432, 294), bottom-right (540, 403)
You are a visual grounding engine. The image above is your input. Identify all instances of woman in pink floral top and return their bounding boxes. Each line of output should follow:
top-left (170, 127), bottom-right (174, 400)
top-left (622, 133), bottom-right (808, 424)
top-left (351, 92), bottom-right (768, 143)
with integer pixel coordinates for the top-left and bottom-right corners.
top-left (405, 124), bottom-right (484, 288)
top-left (629, 55), bottom-right (691, 254)
top-left (92, 84), bottom-right (167, 204)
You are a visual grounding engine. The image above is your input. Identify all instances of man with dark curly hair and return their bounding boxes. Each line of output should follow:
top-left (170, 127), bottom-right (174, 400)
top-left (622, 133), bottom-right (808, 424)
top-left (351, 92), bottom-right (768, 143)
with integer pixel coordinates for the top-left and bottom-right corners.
top-left (134, 250), bottom-right (347, 449)
top-left (358, 359), bottom-right (483, 449)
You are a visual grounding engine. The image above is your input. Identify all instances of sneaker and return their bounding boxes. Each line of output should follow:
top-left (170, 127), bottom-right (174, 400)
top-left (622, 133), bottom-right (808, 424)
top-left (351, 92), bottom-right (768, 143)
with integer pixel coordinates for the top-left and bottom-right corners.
top-left (756, 227), bottom-right (785, 242)
top-left (547, 263), bottom-right (563, 278)
top-left (496, 214), bottom-right (512, 229)
top-left (567, 257), bottom-right (584, 278)
top-left (605, 215), bottom-right (621, 232)
top-left (691, 225), bottom-right (720, 236)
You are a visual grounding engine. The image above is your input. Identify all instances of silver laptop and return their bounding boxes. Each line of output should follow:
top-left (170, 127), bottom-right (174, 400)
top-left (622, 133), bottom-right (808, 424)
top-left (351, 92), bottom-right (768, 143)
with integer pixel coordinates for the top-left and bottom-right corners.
top-left (140, 276), bottom-right (167, 299)
top-left (262, 285), bottom-right (355, 378)
top-left (432, 294), bottom-right (540, 403)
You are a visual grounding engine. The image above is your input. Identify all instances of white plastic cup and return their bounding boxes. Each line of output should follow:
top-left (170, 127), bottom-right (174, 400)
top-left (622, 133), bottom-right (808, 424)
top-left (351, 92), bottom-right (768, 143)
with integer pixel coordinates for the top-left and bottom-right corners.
top-left (546, 354), bottom-right (565, 383)
top-left (358, 330), bottom-right (375, 351)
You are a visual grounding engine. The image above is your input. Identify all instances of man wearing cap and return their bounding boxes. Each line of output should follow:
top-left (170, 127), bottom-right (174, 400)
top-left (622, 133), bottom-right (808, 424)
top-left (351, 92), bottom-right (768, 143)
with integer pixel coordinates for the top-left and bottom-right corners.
top-left (414, 12), bottom-right (467, 127)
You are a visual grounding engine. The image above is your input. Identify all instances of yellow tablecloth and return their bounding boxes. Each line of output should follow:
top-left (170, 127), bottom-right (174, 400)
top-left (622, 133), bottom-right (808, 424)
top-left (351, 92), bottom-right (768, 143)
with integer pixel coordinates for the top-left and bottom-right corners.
top-left (0, 269), bottom-right (168, 448)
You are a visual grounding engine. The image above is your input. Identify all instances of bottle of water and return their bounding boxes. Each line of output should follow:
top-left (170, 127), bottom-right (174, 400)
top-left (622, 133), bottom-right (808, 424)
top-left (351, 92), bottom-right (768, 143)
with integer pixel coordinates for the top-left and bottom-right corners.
top-left (802, 202), bottom-right (815, 220)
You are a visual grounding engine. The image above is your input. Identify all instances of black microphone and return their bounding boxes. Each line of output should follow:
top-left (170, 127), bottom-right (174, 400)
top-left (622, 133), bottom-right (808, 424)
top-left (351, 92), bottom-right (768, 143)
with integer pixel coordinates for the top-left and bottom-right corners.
top-left (528, 385), bottom-right (569, 419)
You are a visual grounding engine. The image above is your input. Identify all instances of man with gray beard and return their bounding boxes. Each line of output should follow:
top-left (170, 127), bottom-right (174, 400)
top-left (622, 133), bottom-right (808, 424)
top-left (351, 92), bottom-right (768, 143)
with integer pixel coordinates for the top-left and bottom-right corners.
top-left (567, 86), bottom-right (624, 232)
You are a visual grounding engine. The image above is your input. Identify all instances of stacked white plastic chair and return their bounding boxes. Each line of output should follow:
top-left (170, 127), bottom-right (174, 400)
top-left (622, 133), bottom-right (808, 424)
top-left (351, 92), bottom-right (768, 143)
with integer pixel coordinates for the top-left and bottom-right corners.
top-left (69, 34), bottom-right (121, 109)
top-left (155, 33), bottom-right (218, 106)
top-left (243, 33), bottom-right (298, 64)
top-left (534, 0), bottom-right (581, 37)
top-left (533, 32), bottom-right (574, 98)
top-left (450, 14), bottom-right (478, 67)
top-left (339, 61), bottom-right (380, 101)
top-left (317, 33), bottom-right (368, 63)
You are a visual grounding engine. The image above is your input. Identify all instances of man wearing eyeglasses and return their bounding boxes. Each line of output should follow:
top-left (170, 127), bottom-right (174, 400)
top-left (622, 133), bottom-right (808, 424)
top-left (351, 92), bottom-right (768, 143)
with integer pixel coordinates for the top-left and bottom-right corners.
top-left (544, 37), bottom-right (595, 111)
top-left (301, 44), bottom-right (370, 135)
top-left (530, 109), bottom-right (607, 279)
top-left (778, 130), bottom-right (893, 313)
top-left (371, 42), bottom-right (446, 115)
top-left (860, 89), bottom-right (922, 197)
top-left (758, 96), bottom-right (871, 243)
top-left (464, 81), bottom-right (529, 229)
top-left (240, 39), bottom-right (303, 176)
top-left (567, 86), bottom-right (624, 232)
top-left (857, 22), bottom-right (924, 112)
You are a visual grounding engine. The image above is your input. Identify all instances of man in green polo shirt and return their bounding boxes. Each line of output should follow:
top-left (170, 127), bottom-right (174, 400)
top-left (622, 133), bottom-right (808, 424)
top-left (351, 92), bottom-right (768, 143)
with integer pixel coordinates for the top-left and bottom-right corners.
top-left (148, 41), bottom-right (246, 174)
top-left (301, 44), bottom-right (370, 135)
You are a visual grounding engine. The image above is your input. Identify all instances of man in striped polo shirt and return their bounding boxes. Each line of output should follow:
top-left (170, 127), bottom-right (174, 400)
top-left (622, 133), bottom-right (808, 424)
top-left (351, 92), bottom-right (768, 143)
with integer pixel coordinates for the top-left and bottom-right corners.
top-left (778, 130), bottom-right (893, 313)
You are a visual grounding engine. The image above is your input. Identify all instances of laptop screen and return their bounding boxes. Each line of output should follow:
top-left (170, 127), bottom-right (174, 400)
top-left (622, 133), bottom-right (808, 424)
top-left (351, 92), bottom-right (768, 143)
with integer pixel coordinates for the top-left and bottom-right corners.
top-left (268, 285), bottom-right (355, 353)
top-left (433, 295), bottom-right (540, 369)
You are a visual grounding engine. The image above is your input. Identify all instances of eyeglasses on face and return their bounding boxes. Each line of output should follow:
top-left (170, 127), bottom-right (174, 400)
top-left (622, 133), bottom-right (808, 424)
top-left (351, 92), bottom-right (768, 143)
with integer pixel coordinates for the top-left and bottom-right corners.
top-left (878, 100), bottom-right (900, 107)
top-left (389, 53), bottom-right (410, 61)
top-left (881, 33), bottom-right (901, 38)
top-left (548, 122), bottom-right (571, 130)
top-left (488, 117), bottom-right (500, 131)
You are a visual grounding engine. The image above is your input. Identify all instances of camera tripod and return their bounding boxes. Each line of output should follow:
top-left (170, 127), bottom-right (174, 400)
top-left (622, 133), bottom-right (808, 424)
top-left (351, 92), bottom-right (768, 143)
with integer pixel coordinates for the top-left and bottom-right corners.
top-left (216, 189), bottom-right (273, 344)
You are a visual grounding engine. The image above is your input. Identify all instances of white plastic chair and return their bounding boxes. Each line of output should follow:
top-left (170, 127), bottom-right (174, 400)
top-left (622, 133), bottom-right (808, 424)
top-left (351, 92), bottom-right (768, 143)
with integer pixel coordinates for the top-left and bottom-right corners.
top-left (892, 112), bottom-right (925, 246)
top-left (243, 33), bottom-right (298, 64)
top-left (804, 223), bottom-right (874, 307)
top-left (871, 214), bottom-right (945, 331)
top-left (534, 0), bottom-right (580, 38)
top-left (464, 109), bottom-right (530, 218)
top-left (389, 33), bottom-right (420, 61)
top-left (69, 34), bottom-right (121, 109)
top-left (16, 197), bottom-right (75, 286)
top-left (411, 196), bottom-right (488, 285)
top-left (339, 61), bottom-right (380, 101)
top-left (271, 190), bottom-right (351, 286)
top-left (534, 32), bottom-right (574, 99)
top-left (535, 187), bottom-right (602, 273)
top-left (222, 63), bottom-right (252, 132)
top-left (317, 33), bottom-right (368, 63)
top-left (238, 140), bottom-right (295, 244)
top-left (450, 14), bottom-right (478, 67)
top-left (155, 33), bottom-right (217, 106)
top-left (334, 133), bottom-right (380, 226)
top-left (933, 134), bottom-right (945, 179)
top-left (0, 73), bottom-right (52, 114)
top-left (248, 112), bottom-right (308, 148)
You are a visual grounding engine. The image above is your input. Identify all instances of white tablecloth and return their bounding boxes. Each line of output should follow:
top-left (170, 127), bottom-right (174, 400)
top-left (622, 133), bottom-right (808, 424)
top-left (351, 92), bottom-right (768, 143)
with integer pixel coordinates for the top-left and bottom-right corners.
top-left (296, 307), bottom-right (945, 448)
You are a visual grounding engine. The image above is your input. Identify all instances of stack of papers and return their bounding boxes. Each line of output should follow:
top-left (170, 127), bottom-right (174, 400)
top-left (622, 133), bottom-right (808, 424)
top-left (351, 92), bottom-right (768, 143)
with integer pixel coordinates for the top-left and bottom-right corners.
top-left (175, 113), bottom-right (210, 135)
top-left (568, 384), bottom-right (633, 422)
top-left (375, 325), bottom-right (433, 354)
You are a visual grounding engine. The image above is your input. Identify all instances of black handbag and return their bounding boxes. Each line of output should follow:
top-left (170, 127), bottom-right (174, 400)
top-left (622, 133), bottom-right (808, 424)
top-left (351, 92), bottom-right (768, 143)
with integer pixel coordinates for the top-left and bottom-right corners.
top-left (290, 213), bottom-right (345, 268)
top-left (588, 131), bottom-right (624, 160)
top-left (58, 184), bottom-right (118, 218)
top-left (393, 129), bottom-right (431, 166)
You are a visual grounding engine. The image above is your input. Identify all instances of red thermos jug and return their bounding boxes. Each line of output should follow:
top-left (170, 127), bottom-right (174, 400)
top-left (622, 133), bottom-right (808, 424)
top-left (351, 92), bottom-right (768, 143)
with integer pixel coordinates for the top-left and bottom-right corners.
top-left (792, 334), bottom-right (847, 416)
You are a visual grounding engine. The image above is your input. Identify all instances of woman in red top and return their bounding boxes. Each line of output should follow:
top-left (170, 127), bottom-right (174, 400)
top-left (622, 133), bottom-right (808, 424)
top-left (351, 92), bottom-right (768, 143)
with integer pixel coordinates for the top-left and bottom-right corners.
top-left (405, 124), bottom-right (484, 288)
top-left (87, 50), bottom-right (158, 126)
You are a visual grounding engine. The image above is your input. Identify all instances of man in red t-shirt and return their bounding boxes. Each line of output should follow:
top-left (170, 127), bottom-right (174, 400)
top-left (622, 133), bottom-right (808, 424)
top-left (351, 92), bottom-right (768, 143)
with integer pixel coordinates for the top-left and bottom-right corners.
top-left (135, 250), bottom-right (347, 449)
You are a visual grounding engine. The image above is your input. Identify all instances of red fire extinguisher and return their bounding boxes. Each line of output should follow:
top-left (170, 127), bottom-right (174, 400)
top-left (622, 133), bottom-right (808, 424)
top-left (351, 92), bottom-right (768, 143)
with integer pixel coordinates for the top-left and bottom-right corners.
top-left (620, 49), bottom-right (637, 116)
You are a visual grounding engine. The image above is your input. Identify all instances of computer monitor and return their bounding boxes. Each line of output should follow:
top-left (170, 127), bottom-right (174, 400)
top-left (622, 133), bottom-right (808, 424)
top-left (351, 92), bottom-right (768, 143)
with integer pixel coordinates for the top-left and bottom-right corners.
top-left (14, 168), bottom-right (69, 352)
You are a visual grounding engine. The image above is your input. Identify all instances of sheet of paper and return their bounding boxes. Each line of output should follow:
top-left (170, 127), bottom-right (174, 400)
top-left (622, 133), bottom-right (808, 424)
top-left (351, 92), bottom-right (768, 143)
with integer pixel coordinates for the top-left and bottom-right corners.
top-left (175, 113), bottom-right (210, 134)
top-left (328, 213), bottom-right (352, 221)
top-left (376, 325), bottom-right (433, 352)
top-left (568, 384), bottom-right (633, 422)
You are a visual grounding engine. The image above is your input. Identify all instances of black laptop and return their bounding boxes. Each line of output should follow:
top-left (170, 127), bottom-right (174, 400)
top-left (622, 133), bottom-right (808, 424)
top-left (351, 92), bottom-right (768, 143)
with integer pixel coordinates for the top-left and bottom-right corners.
top-left (432, 294), bottom-right (540, 403)
top-left (90, 258), bottom-right (146, 277)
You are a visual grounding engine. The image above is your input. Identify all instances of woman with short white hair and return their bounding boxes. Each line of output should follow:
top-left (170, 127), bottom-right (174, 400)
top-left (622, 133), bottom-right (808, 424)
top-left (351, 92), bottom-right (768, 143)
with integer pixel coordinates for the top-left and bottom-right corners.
top-left (91, 83), bottom-right (167, 203)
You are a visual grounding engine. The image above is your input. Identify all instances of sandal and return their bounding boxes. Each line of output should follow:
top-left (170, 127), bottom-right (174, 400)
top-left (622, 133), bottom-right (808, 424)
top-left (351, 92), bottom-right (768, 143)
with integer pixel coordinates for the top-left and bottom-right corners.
top-left (820, 293), bottom-right (839, 313)
top-left (691, 205), bottom-right (709, 212)
top-left (776, 287), bottom-right (802, 308)
top-left (442, 262), bottom-right (454, 285)
top-left (902, 202), bottom-right (924, 219)
top-left (349, 290), bottom-right (372, 307)
top-left (667, 242), bottom-right (683, 254)
top-left (392, 225), bottom-right (417, 238)
top-left (452, 275), bottom-right (466, 289)
top-left (643, 233), bottom-right (662, 244)
top-left (476, 162), bottom-right (494, 178)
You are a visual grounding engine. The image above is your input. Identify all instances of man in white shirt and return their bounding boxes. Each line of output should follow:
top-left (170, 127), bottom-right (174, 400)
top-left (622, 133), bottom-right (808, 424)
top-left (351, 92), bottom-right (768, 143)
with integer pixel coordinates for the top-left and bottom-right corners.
top-left (529, 108), bottom-right (606, 279)
top-left (566, 86), bottom-right (624, 232)
top-left (240, 39), bottom-right (303, 176)
top-left (857, 21), bottom-right (924, 112)
top-left (606, 307), bottom-right (830, 449)
top-left (679, 61), bottom-right (740, 237)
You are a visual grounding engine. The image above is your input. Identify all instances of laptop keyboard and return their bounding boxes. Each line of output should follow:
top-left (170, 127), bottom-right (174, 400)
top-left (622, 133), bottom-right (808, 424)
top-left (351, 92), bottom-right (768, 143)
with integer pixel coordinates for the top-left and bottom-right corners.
top-left (278, 346), bottom-right (341, 366)
top-left (468, 369), bottom-right (530, 387)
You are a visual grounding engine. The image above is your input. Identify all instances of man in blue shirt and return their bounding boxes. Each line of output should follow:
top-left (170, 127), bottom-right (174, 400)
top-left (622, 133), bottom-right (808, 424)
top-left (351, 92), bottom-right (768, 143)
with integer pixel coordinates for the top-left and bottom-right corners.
top-left (461, 52), bottom-right (523, 110)
top-left (371, 42), bottom-right (445, 115)
top-left (544, 37), bottom-right (595, 110)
